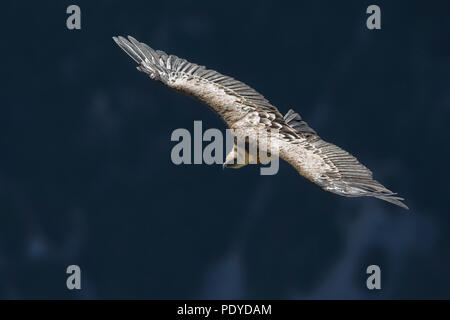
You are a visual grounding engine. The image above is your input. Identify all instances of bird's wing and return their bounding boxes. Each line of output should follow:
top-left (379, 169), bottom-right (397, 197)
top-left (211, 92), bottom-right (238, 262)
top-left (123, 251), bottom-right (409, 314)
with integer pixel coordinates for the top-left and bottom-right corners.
top-left (113, 35), bottom-right (288, 130)
top-left (279, 109), bottom-right (408, 209)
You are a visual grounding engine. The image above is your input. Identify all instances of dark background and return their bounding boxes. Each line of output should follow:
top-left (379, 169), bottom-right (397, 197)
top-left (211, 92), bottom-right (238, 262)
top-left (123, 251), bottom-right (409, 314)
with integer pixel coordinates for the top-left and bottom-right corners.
top-left (1, 0), bottom-right (449, 299)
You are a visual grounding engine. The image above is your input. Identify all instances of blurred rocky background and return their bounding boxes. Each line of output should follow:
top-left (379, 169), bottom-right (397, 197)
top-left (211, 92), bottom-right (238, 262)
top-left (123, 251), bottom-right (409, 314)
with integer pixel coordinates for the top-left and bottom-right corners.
top-left (1, 0), bottom-right (449, 299)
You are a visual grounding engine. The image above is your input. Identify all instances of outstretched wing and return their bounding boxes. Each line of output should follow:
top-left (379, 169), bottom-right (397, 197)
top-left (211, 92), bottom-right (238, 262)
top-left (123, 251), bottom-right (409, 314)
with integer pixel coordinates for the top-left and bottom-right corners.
top-left (113, 35), bottom-right (287, 130)
top-left (280, 109), bottom-right (408, 209)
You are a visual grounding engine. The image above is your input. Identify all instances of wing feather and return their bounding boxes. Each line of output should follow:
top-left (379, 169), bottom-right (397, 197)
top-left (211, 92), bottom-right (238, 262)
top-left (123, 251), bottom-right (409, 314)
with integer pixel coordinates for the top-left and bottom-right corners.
top-left (113, 35), bottom-right (286, 128)
top-left (280, 110), bottom-right (408, 209)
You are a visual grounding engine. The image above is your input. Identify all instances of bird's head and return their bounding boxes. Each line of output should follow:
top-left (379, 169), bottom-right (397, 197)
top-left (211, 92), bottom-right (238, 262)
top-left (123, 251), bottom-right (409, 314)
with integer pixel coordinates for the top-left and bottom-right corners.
top-left (222, 160), bottom-right (246, 169)
top-left (223, 147), bottom-right (247, 169)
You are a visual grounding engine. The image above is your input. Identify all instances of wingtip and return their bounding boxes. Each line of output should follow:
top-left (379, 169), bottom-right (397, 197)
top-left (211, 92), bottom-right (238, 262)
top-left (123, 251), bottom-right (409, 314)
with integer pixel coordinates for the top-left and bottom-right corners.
top-left (127, 36), bottom-right (142, 49)
top-left (389, 195), bottom-right (410, 210)
top-left (378, 194), bottom-right (410, 210)
top-left (398, 201), bottom-right (410, 210)
top-left (118, 35), bottom-right (128, 43)
top-left (112, 35), bottom-right (127, 46)
top-left (127, 35), bottom-right (139, 43)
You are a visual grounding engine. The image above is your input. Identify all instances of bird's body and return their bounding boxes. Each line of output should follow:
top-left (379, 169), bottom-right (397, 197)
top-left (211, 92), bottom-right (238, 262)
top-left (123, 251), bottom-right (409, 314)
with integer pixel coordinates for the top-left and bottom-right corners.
top-left (113, 35), bottom-right (408, 209)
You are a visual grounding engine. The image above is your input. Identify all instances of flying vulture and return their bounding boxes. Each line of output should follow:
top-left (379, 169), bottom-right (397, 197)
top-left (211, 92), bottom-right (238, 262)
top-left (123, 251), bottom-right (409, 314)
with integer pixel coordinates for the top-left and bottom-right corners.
top-left (113, 36), bottom-right (408, 209)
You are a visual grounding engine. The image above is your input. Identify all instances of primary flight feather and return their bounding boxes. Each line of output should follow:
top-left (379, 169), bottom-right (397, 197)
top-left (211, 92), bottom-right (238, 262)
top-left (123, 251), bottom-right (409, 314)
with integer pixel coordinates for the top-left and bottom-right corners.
top-left (113, 35), bottom-right (408, 209)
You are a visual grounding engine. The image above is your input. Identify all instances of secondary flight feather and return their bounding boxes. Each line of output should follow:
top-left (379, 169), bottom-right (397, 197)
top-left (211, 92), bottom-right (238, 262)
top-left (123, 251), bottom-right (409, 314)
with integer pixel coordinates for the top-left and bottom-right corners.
top-left (113, 35), bottom-right (408, 209)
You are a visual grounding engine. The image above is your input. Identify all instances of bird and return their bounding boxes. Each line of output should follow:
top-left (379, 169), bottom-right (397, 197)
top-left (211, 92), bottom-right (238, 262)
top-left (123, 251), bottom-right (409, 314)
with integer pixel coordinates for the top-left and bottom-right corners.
top-left (113, 35), bottom-right (408, 209)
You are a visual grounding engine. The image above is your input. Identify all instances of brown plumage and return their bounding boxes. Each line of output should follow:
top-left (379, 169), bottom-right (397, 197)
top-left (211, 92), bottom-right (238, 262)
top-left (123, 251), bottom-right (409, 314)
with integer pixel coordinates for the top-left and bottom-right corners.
top-left (113, 35), bottom-right (408, 209)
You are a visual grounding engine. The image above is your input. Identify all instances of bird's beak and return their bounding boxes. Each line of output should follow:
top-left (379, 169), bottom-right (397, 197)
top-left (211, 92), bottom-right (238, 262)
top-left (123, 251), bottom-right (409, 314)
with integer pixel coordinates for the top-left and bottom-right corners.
top-left (222, 160), bottom-right (235, 169)
top-left (222, 161), bottom-right (243, 169)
